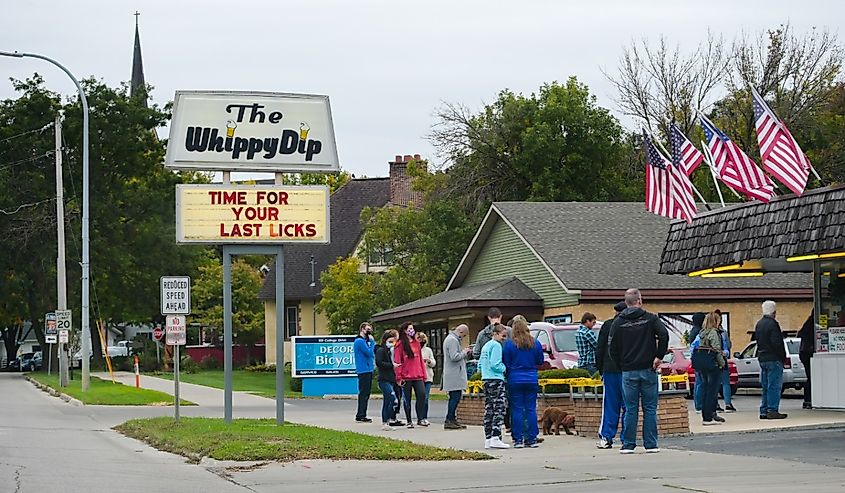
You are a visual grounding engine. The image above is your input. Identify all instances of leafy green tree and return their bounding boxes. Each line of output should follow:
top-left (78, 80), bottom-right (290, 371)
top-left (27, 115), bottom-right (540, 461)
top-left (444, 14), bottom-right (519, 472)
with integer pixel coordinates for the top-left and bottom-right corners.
top-left (429, 77), bottom-right (640, 219)
top-left (317, 257), bottom-right (379, 334)
top-left (192, 252), bottom-right (265, 360)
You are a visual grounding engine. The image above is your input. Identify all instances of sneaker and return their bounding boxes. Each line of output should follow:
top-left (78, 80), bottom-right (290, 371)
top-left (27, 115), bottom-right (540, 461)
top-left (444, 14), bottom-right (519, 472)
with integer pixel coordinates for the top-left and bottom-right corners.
top-left (488, 437), bottom-right (511, 449)
top-left (535, 437), bottom-right (544, 443)
top-left (513, 442), bottom-right (524, 449)
top-left (597, 437), bottom-right (612, 449)
top-left (715, 406), bottom-right (724, 412)
top-left (645, 448), bottom-right (660, 453)
top-left (355, 417), bottom-right (372, 423)
top-left (418, 419), bottom-right (430, 427)
top-left (620, 448), bottom-right (635, 455)
top-left (759, 414), bottom-right (768, 420)
top-left (702, 420), bottom-right (720, 426)
top-left (803, 402), bottom-right (813, 409)
top-left (484, 438), bottom-right (492, 449)
top-left (407, 422), bottom-right (415, 429)
top-left (526, 442), bottom-right (540, 448)
top-left (389, 420), bottom-right (405, 427)
top-left (713, 415), bottom-right (726, 423)
top-left (458, 422), bottom-right (468, 429)
top-left (766, 411), bottom-right (788, 420)
top-left (725, 404), bottom-right (737, 413)
top-left (381, 424), bottom-right (393, 431)
top-left (695, 409), bottom-right (701, 414)
top-left (443, 421), bottom-right (462, 430)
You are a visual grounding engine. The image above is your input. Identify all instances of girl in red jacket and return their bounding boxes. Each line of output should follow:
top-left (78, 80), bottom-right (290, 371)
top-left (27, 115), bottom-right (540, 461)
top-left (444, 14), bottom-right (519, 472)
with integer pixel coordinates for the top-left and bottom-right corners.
top-left (394, 321), bottom-right (429, 428)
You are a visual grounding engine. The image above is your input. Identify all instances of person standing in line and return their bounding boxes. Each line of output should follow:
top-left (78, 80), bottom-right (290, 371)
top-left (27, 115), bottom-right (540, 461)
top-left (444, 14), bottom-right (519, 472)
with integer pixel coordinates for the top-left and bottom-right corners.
top-left (716, 315), bottom-right (736, 412)
top-left (697, 312), bottom-right (727, 426)
top-left (473, 307), bottom-right (503, 360)
top-left (503, 319), bottom-right (544, 448)
top-left (797, 311), bottom-right (815, 409)
top-left (375, 330), bottom-right (400, 430)
top-left (442, 324), bottom-right (472, 429)
top-left (688, 312), bottom-right (706, 414)
top-left (353, 322), bottom-right (376, 423)
top-left (595, 301), bottom-right (627, 449)
top-left (576, 312), bottom-right (599, 375)
top-left (388, 334), bottom-right (405, 427)
top-left (756, 301), bottom-right (788, 420)
top-left (394, 322), bottom-right (429, 428)
top-left (609, 288), bottom-right (669, 454)
top-left (417, 332), bottom-right (436, 423)
top-left (479, 324), bottom-right (510, 449)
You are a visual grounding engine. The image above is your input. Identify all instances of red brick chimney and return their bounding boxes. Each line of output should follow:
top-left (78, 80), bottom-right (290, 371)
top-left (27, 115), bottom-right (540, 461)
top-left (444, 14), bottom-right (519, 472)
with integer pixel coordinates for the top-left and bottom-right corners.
top-left (388, 154), bottom-right (426, 209)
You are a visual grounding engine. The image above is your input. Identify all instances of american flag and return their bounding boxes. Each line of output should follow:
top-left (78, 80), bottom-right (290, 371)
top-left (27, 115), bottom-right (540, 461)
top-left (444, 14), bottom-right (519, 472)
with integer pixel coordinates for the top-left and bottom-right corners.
top-left (669, 123), bottom-right (704, 176)
top-left (752, 88), bottom-right (810, 195)
top-left (699, 114), bottom-right (774, 203)
top-left (643, 131), bottom-right (696, 223)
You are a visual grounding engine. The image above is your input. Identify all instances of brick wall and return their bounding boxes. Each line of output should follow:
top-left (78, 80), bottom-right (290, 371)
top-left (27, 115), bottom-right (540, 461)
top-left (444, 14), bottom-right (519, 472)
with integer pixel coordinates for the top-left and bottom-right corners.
top-left (456, 392), bottom-right (689, 437)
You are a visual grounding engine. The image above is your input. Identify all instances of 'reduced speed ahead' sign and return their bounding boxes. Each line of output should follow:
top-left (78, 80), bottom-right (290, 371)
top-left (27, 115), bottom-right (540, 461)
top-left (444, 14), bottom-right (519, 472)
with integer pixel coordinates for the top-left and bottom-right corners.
top-left (161, 276), bottom-right (191, 315)
top-left (291, 336), bottom-right (357, 377)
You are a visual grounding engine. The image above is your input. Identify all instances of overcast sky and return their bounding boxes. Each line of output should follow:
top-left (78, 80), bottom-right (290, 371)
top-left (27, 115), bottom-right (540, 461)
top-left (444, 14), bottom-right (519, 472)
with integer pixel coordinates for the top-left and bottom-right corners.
top-left (1, 1), bottom-right (840, 179)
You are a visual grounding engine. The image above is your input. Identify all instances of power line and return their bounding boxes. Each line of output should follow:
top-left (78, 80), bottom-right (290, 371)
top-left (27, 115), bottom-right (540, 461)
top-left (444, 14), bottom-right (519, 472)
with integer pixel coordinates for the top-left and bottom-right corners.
top-left (0, 151), bottom-right (55, 172)
top-left (0, 122), bottom-right (54, 144)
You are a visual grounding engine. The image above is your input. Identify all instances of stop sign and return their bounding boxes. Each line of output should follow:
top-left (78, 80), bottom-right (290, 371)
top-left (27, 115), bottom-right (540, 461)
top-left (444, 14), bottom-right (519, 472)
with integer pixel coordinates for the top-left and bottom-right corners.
top-left (153, 326), bottom-right (164, 342)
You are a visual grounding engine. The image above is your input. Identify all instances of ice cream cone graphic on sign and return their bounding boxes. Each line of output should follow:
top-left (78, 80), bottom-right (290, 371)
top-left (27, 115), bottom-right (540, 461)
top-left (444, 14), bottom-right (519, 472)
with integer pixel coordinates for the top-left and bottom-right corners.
top-left (300, 122), bottom-right (310, 140)
top-left (226, 120), bottom-right (237, 138)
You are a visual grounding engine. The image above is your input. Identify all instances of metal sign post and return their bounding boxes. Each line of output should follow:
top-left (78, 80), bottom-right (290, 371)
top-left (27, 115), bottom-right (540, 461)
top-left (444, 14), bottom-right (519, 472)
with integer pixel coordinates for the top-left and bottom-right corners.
top-left (166, 314), bottom-right (187, 421)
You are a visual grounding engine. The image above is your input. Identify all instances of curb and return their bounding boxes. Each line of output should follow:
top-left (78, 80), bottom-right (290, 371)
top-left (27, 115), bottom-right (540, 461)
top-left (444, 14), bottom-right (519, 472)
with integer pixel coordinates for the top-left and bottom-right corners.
top-left (686, 421), bottom-right (845, 438)
top-left (24, 375), bottom-right (84, 406)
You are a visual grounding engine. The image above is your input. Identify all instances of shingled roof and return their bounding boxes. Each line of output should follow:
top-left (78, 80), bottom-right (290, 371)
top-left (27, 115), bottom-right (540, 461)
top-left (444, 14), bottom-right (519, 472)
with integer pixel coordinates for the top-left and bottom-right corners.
top-left (372, 277), bottom-right (542, 322)
top-left (258, 178), bottom-right (390, 301)
top-left (660, 185), bottom-right (845, 275)
top-left (449, 201), bottom-right (811, 291)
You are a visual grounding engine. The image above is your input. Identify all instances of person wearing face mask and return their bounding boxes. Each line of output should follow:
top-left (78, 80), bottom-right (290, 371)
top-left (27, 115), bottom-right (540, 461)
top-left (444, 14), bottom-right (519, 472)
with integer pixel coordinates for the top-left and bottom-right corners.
top-left (354, 322), bottom-right (376, 423)
top-left (394, 321), bottom-right (429, 428)
top-left (417, 332), bottom-right (436, 423)
top-left (376, 330), bottom-right (401, 431)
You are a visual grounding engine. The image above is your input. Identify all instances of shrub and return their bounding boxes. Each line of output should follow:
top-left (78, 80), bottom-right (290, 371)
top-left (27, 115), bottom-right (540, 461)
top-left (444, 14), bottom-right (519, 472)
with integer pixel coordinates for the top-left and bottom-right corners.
top-left (138, 353), bottom-right (161, 372)
top-left (539, 368), bottom-right (592, 393)
top-left (469, 371), bottom-right (481, 381)
top-left (290, 376), bottom-right (303, 392)
top-left (199, 355), bottom-right (221, 370)
top-left (180, 355), bottom-right (200, 374)
top-left (244, 364), bottom-right (276, 373)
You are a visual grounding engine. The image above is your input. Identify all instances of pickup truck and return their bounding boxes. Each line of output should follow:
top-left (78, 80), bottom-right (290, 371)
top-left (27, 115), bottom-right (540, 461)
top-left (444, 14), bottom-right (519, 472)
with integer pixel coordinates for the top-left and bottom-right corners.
top-left (72, 340), bottom-right (132, 362)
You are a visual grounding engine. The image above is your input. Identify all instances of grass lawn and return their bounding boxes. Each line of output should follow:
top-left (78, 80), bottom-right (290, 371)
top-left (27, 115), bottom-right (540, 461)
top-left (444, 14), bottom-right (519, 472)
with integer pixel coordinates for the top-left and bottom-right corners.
top-left (115, 417), bottom-right (491, 462)
top-left (151, 369), bottom-right (449, 400)
top-left (28, 373), bottom-right (195, 406)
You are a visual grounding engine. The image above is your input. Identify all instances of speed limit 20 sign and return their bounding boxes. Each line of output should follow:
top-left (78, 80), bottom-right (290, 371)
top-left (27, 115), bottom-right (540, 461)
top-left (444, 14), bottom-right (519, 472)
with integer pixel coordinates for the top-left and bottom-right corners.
top-left (56, 310), bottom-right (71, 344)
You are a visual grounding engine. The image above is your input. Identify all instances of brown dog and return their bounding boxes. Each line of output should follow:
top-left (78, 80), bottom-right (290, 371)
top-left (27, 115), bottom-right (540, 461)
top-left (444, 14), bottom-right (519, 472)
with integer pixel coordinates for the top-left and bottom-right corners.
top-left (539, 407), bottom-right (576, 435)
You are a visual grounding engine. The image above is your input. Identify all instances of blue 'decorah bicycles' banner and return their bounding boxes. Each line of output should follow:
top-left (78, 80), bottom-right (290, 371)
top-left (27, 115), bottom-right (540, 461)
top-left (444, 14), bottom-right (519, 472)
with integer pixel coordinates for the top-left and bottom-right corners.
top-left (291, 335), bottom-right (357, 377)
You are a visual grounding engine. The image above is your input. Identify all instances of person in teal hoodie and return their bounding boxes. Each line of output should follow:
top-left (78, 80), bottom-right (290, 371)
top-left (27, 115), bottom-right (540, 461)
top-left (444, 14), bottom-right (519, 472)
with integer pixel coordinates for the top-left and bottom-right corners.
top-left (503, 318), bottom-right (544, 448)
top-left (479, 324), bottom-right (510, 449)
top-left (354, 322), bottom-right (376, 423)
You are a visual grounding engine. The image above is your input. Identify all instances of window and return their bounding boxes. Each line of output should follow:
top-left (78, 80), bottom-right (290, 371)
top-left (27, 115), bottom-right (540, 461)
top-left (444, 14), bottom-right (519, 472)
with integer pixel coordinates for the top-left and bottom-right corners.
top-left (534, 330), bottom-right (550, 350)
top-left (544, 314), bottom-right (572, 324)
top-left (662, 352), bottom-right (675, 364)
top-left (741, 343), bottom-right (756, 359)
top-left (286, 306), bottom-right (298, 339)
top-left (552, 330), bottom-right (578, 352)
top-left (368, 246), bottom-right (394, 267)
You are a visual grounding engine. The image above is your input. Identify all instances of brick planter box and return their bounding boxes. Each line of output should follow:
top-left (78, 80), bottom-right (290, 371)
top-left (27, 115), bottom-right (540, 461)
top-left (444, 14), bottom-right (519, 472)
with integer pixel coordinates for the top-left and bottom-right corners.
top-left (456, 391), bottom-right (689, 437)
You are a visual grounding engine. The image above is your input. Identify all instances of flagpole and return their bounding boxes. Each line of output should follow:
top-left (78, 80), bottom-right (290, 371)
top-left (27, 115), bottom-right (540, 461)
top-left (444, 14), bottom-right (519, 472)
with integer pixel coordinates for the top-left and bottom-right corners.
top-left (700, 140), bottom-right (726, 207)
top-left (651, 133), bottom-right (711, 211)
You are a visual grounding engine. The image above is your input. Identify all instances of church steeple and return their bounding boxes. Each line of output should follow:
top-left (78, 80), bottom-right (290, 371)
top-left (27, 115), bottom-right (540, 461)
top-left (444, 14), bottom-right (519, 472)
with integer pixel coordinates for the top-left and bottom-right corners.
top-left (130, 11), bottom-right (147, 107)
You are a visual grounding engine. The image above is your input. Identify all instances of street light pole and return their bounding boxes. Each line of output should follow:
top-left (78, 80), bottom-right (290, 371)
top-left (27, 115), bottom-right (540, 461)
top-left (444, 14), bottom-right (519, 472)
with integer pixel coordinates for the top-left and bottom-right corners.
top-left (0, 50), bottom-right (91, 391)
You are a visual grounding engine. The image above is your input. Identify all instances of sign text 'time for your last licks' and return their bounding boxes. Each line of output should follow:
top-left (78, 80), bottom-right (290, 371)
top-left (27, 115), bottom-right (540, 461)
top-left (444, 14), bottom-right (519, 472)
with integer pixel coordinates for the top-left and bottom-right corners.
top-left (175, 185), bottom-right (329, 244)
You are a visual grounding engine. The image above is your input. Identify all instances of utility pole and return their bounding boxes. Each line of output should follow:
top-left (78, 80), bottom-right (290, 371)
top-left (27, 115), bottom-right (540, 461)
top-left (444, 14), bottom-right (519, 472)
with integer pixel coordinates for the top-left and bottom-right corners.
top-left (55, 114), bottom-right (69, 387)
top-left (0, 51), bottom-right (92, 391)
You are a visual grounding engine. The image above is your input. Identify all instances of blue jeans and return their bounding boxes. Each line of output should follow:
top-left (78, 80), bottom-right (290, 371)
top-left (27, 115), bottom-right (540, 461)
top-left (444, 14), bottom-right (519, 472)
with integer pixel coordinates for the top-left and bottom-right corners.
top-left (446, 390), bottom-right (462, 421)
top-left (599, 372), bottom-right (626, 442)
top-left (509, 382), bottom-right (539, 444)
top-left (760, 360), bottom-right (784, 415)
top-left (693, 370), bottom-right (703, 411)
top-left (356, 372), bottom-right (372, 420)
top-left (621, 369), bottom-right (659, 451)
top-left (422, 381), bottom-right (432, 419)
top-left (378, 381), bottom-right (396, 423)
top-left (699, 368), bottom-right (721, 422)
top-left (403, 379), bottom-right (427, 423)
top-left (720, 368), bottom-right (732, 406)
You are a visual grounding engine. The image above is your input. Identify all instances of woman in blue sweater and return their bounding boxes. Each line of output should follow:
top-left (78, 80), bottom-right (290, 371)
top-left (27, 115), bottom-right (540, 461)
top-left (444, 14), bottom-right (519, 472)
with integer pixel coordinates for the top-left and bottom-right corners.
top-left (503, 318), bottom-right (544, 447)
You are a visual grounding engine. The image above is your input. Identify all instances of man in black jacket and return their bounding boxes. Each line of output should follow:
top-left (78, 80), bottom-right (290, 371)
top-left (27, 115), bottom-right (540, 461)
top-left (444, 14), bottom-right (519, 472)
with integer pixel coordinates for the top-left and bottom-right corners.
top-left (688, 312), bottom-right (706, 412)
top-left (755, 301), bottom-right (788, 420)
top-left (609, 288), bottom-right (669, 454)
top-left (595, 301), bottom-right (627, 449)
top-left (797, 311), bottom-right (815, 409)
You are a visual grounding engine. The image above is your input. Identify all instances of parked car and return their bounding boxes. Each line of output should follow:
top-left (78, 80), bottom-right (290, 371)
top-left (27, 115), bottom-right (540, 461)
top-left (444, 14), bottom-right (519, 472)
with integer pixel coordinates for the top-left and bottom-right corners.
top-left (733, 337), bottom-right (806, 392)
top-left (12, 352), bottom-right (43, 372)
top-left (659, 347), bottom-right (738, 397)
top-left (529, 321), bottom-right (602, 371)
